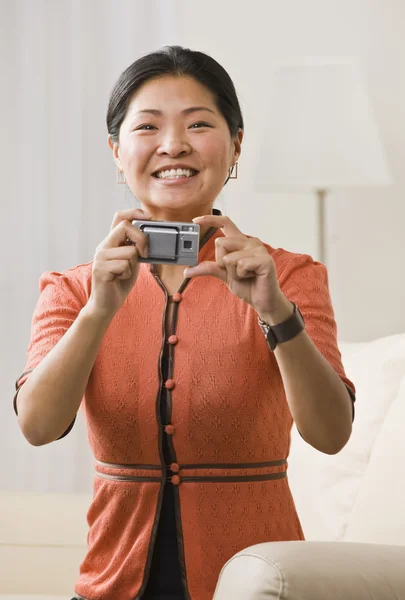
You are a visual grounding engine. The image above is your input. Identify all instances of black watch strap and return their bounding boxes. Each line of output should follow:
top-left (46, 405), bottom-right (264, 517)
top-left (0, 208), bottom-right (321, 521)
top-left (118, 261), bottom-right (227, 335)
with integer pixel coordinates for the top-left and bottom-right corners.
top-left (258, 302), bottom-right (305, 351)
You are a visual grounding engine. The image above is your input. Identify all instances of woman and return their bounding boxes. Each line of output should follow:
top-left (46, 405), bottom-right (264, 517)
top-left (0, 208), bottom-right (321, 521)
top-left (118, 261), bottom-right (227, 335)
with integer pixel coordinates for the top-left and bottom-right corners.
top-left (14, 46), bottom-right (355, 600)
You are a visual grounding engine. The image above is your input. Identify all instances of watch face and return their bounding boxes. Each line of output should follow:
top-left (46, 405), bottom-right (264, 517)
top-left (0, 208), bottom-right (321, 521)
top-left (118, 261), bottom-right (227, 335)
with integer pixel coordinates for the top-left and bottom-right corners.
top-left (296, 306), bottom-right (305, 326)
top-left (259, 322), bottom-right (276, 351)
top-left (265, 326), bottom-right (277, 351)
top-left (259, 322), bottom-right (270, 337)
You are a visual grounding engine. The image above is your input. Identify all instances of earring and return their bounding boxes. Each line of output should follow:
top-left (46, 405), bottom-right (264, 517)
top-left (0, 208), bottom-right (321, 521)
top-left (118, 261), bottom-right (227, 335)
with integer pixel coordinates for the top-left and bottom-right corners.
top-left (116, 169), bottom-right (126, 184)
top-left (228, 162), bottom-right (238, 179)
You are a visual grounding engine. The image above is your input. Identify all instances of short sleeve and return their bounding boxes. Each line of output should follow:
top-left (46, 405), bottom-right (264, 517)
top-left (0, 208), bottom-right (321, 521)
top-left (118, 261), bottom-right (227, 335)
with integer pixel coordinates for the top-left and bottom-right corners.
top-left (13, 271), bottom-right (86, 440)
top-left (277, 253), bottom-right (356, 417)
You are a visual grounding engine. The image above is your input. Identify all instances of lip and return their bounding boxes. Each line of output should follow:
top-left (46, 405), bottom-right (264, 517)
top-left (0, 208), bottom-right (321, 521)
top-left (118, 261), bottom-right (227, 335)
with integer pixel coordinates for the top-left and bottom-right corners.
top-left (152, 163), bottom-right (199, 175)
top-left (153, 172), bottom-right (199, 186)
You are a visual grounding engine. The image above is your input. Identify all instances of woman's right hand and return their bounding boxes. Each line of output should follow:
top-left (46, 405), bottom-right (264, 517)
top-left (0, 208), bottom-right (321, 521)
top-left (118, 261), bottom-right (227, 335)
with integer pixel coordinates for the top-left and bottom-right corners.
top-left (87, 208), bottom-right (152, 320)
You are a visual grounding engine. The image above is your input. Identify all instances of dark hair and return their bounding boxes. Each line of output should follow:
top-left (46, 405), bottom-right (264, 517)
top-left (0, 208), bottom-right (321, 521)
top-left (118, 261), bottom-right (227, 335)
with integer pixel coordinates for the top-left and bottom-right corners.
top-left (106, 45), bottom-right (244, 145)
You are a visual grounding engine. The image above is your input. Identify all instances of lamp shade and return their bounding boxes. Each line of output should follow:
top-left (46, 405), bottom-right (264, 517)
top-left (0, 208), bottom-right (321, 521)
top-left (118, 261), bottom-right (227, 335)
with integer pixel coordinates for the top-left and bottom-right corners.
top-left (255, 57), bottom-right (392, 191)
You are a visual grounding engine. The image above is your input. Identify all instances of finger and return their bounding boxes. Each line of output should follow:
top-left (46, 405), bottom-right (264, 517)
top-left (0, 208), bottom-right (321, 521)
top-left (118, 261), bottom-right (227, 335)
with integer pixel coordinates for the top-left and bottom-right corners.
top-left (215, 237), bottom-right (258, 267)
top-left (116, 249), bottom-right (140, 280)
top-left (93, 259), bottom-right (132, 282)
top-left (183, 261), bottom-right (227, 282)
top-left (116, 265), bottom-right (132, 280)
top-left (97, 246), bottom-right (138, 261)
top-left (193, 214), bottom-right (245, 239)
top-left (235, 254), bottom-right (273, 278)
top-left (221, 247), bottom-right (268, 280)
top-left (110, 208), bottom-right (151, 230)
top-left (99, 221), bottom-right (149, 258)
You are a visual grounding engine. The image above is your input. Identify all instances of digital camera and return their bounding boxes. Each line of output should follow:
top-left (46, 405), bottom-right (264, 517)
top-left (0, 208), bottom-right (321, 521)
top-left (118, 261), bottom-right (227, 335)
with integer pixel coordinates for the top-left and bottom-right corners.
top-left (132, 220), bottom-right (200, 266)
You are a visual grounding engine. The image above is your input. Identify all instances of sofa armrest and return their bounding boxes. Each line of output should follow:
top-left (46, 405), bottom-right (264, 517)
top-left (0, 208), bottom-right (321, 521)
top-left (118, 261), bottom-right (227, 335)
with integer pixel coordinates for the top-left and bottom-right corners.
top-left (213, 541), bottom-right (405, 600)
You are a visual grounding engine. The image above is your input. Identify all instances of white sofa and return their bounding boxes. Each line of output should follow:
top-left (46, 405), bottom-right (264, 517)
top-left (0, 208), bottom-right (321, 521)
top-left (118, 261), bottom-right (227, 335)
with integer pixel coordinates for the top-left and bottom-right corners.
top-left (2, 333), bottom-right (405, 598)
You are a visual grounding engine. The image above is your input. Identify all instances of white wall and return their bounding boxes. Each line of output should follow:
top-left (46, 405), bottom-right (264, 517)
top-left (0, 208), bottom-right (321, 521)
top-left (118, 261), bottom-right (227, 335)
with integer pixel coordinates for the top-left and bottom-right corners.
top-left (0, 0), bottom-right (180, 494)
top-left (2, 0), bottom-right (405, 494)
top-left (175, 0), bottom-right (405, 342)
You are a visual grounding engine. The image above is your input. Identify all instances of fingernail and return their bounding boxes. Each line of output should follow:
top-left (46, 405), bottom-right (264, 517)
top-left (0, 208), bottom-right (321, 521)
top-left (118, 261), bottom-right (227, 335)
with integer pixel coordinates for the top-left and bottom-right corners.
top-left (192, 216), bottom-right (203, 222)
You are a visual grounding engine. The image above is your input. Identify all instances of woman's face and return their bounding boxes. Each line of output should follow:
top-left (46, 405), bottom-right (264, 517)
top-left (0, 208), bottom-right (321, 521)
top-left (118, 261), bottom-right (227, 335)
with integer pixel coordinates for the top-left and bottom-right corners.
top-left (109, 75), bottom-right (242, 219)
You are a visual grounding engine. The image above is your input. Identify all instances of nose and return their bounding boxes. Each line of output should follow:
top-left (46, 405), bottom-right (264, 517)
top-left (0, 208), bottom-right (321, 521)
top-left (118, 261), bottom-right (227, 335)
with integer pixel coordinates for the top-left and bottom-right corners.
top-left (157, 128), bottom-right (192, 157)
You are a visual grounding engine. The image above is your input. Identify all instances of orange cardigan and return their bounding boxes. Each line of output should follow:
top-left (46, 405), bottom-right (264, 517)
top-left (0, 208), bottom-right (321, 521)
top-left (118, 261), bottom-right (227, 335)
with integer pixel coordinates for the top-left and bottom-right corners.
top-left (15, 226), bottom-right (355, 600)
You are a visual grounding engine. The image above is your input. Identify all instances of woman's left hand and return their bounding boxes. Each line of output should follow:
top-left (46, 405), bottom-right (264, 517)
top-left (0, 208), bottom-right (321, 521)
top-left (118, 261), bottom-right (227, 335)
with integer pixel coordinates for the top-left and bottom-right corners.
top-left (183, 214), bottom-right (288, 321)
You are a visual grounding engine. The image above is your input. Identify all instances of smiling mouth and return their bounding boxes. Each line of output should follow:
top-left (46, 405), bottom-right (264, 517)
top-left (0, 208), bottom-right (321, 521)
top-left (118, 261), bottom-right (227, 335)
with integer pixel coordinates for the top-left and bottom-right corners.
top-left (152, 168), bottom-right (199, 180)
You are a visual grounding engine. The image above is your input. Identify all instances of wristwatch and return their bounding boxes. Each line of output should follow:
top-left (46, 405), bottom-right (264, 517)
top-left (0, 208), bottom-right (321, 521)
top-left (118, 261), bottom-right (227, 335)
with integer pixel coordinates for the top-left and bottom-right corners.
top-left (258, 301), bottom-right (305, 352)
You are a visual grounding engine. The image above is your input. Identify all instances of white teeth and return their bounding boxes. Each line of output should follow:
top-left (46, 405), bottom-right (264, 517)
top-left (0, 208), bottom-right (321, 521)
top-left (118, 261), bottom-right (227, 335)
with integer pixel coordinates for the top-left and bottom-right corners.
top-left (155, 168), bottom-right (196, 179)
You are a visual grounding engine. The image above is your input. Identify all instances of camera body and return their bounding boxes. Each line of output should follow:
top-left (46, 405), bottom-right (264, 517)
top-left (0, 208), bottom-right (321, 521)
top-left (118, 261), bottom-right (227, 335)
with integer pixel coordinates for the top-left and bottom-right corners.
top-left (132, 220), bottom-right (200, 266)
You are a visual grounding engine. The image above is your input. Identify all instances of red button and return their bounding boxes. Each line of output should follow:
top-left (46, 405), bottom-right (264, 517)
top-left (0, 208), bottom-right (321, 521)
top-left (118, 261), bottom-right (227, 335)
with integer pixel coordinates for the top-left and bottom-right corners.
top-left (168, 335), bottom-right (178, 345)
top-left (172, 292), bottom-right (182, 303)
top-left (164, 424), bottom-right (175, 435)
top-left (170, 462), bottom-right (180, 473)
top-left (172, 475), bottom-right (181, 486)
top-left (165, 379), bottom-right (175, 390)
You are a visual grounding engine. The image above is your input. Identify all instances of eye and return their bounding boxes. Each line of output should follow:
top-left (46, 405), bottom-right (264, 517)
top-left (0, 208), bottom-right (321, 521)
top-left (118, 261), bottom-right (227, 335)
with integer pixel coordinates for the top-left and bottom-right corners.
top-left (189, 122), bottom-right (211, 129)
top-left (135, 124), bottom-right (156, 131)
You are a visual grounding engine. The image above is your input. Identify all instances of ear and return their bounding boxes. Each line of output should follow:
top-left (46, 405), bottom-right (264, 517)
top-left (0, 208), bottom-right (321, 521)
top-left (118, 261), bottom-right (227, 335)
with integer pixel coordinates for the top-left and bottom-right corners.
top-left (108, 134), bottom-right (121, 169)
top-left (232, 128), bottom-right (243, 164)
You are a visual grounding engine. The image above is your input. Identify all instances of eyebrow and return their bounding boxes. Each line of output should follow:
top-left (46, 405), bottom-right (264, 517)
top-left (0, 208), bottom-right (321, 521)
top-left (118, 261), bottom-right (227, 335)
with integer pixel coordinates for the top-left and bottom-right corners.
top-left (133, 106), bottom-right (216, 117)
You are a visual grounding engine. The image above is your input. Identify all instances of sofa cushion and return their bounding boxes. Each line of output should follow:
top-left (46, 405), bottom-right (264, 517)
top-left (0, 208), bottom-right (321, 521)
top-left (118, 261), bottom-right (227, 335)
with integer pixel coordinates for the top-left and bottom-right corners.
top-left (344, 373), bottom-right (405, 544)
top-left (288, 333), bottom-right (405, 542)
